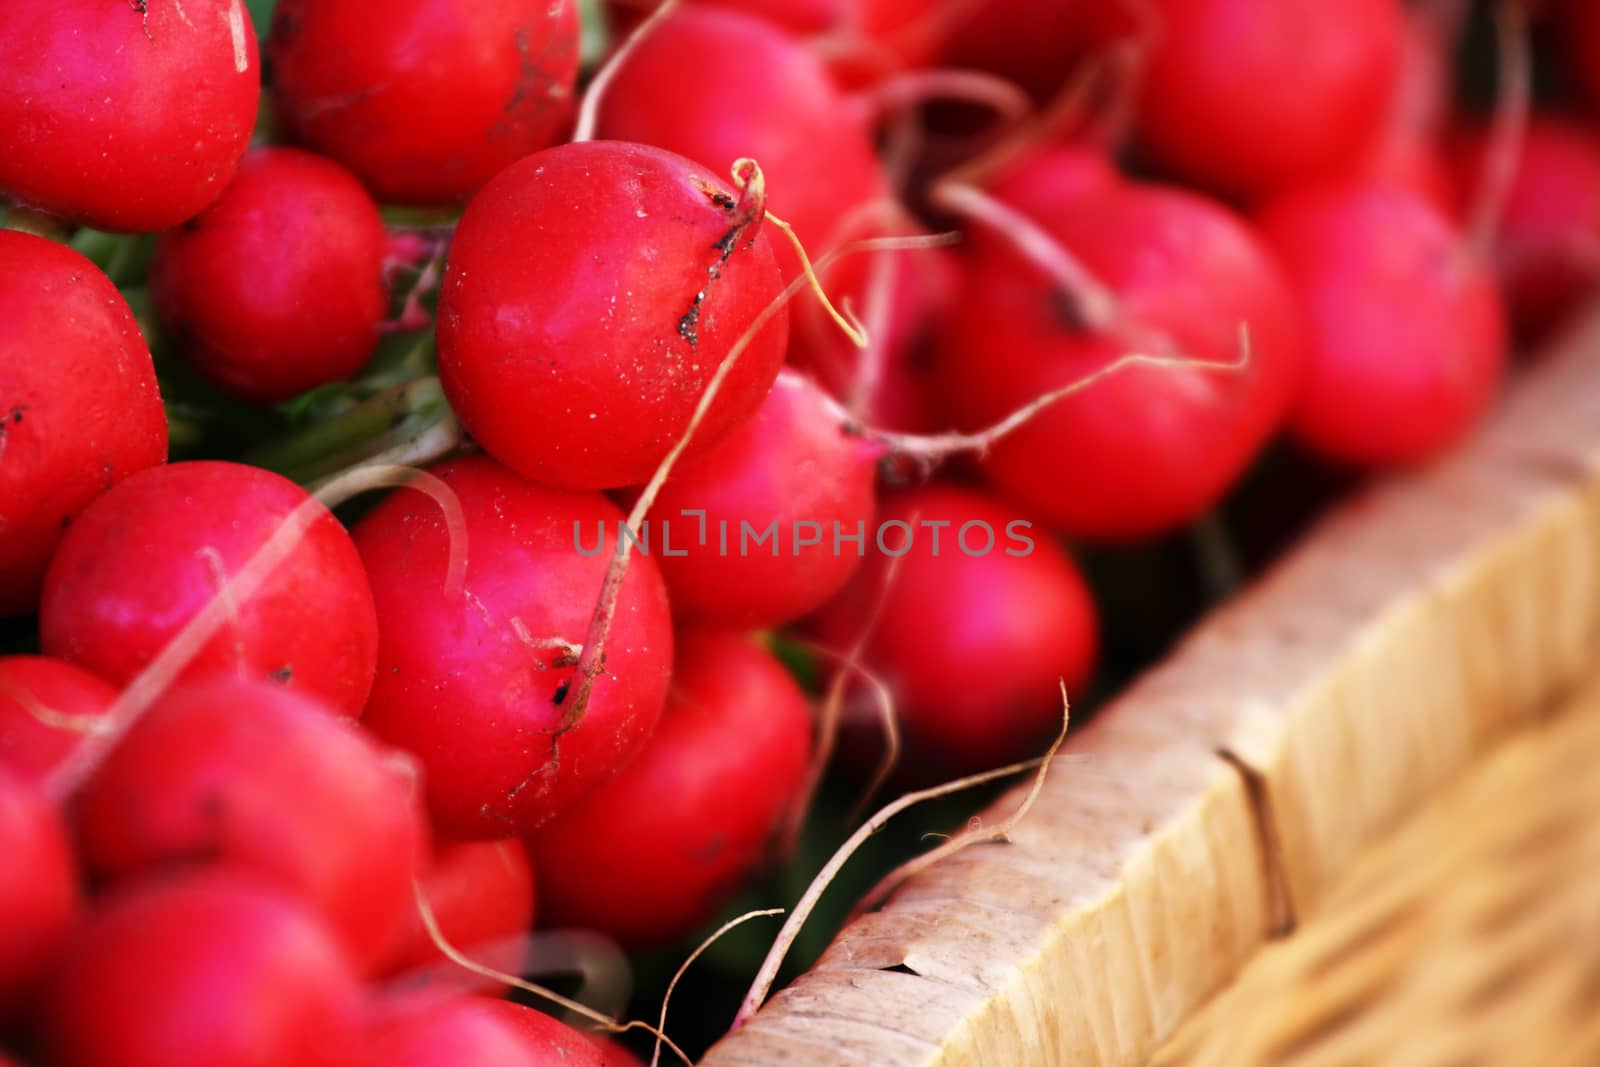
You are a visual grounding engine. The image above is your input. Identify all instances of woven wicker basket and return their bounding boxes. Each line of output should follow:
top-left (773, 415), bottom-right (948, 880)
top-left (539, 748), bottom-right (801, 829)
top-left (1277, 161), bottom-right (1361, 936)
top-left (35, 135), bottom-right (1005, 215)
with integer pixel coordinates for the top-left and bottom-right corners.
top-left (699, 312), bottom-right (1600, 1067)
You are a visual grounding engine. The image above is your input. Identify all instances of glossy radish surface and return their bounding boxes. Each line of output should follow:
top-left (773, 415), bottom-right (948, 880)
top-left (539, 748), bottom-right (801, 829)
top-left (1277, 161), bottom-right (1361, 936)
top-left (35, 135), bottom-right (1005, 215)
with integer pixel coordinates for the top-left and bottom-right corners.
top-left (636, 372), bottom-right (880, 629)
top-left (0, 656), bottom-right (116, 785)
top-left (807, 485), bottom-right (1098, 779)
top-left (530, 631), bottom-right (812, 949)
top-left (39, 872), bottom-right (364, 1067)
top-left (150, 147), bottom-right (389, 404)
top-left (936, 176), bottom-right (1303, 539)
top-left (0, 1), bottom-right (259, 231)
top-left (267, 0), bottom-right (580, 206)
top-left (74, 678), bottom-right (428, 973)
top-left (0, 232), bottom-right (167, 618)
top-left (379, 839), bottom-right (535, 977)
top-left (40, 461), bottom-right (379, 717)
top-left (437, 141), bottom-right (789, 490)
top-left (0, 770), bottom-right (79, 1016)
top-left (355, 456), bottom-right (674, 838)
top-left (1258, 181), bottom-right (1507, 467)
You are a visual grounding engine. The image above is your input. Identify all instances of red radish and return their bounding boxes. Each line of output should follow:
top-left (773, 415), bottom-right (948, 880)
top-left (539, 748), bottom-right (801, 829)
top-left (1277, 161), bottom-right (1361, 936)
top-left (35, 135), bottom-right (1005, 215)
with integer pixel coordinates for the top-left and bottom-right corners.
top-left (934, 176), bottom-right (1303, 539)
top-left (530, 631), bottom-right (812, 949)
top-left (0, 232), bottom-right (166, 618)
top-left (40, 871), bottom-right (364, 1067)
top-left (0, 1), bottom-right (259, 231)
top-left (0, 656), bottom-right (116, 786)
top-left (474, 1001), bottom-right (630, 1066)
top-left (1554, 0), bottom-right (1600, 112)
top-left (437, 141), bottom-right (789, 490)
top-left (1135, 0), bottom-right (1405, 200)
top-left (592, 7), bottom-right (889, 269)
top-left (806, 485), bottom-right (1097, 780)
top-left (1257, 181), bottom-right (1507, 467)
top-left (366, 997), bottom-right (607, 1067)
top-left (267, 0), bottom-right (580, 206)
top-left (40, 461), bottom-right (379, 717)
top-left (634, 372), bottom-right (879, 629)
top-left (355, 455), bottom-right (674, 838)
top-left (149, 147), bottom-right (388, 404)
top-left (606, 0), bottom-right (843, 38)
top-left (380, 840), bottom-right (536, 977)
top-left (1451, 116), bottom-right (1600, 342)
top-left (937, 0), bottom-right (1134, 102)
top-left (0, 770), bottom-right (79, 1016)
top-left (73, 677), bottom-right (427, 973)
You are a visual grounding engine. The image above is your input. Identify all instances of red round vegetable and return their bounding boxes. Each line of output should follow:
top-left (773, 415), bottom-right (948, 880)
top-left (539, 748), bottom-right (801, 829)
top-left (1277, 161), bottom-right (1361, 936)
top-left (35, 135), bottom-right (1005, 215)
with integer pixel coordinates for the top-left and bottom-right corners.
top-left (380, 839), bottom-right (536, 977)
top-left (1257, 181), bottom-right (1507, 467)
top-left (0, 655), bottom-right (116, 785)
top-left (530, 631), bottom-right (812, 949)
top-left (150, 147), bottom-right (389, 404)
top-left (74, 677), bottom-right (427, 972)
top-left (0, 232), bottom-right (167, 618)
top-left (437, 140), bottom-right (789, 490)
top-left (40, 461), bottom-right (379, 717)
top-left (40, 871), bottom-right (364, 1067)
top-left (0, 0), bottom-right (259, 231)
top-left (267, 0), bottom-right (580, 206)
top-left (355, 455), bottom-right (674, 838)
top-left (473, 1000), bottom-right (629, 1066)
top-left (0, 769), bottom-right (80, 1017)
top-left (807, 485), bottom-right (1097, 780)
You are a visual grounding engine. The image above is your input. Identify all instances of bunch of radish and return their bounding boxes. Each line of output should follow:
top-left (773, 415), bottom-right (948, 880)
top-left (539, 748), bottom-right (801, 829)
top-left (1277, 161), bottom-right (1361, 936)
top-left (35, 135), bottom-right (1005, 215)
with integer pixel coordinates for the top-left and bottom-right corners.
top-left (1, 0), bottom-right (1596, 1061)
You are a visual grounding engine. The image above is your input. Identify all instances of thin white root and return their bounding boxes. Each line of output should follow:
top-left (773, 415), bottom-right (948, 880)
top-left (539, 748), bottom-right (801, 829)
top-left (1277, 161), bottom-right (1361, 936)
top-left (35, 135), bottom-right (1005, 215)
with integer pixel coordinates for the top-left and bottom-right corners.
top-left (1468, 0), bottom-right (1532, 259)
top-left (652, 909), bottom-right (784, 1067)
top-left (573, 0), bottom-right (680, 142)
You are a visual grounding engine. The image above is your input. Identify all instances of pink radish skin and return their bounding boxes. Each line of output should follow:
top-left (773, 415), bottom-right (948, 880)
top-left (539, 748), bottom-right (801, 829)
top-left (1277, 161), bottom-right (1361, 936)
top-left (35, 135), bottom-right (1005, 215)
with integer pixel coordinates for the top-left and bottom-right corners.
top-left (355, 456), bottom-right (674, 838)
top-left (437, 141), bottom-right (789, 490)
top-left (0, 656), bottom-right (117, 786)
top-left (0, 1), bottom-right (259, 231)
top-left (632, 372), bottom-right (880, 629)
top-left (39, 461), bottom-right (379, 717)
top-left (73, 678), bottom-right (428, 973)
top-left (593, 7), bottom-right (888, 270)
top-left (937, 1), bottom-right (1134, 102)
top-left (935, 176), bottom-right (1304, 539)
top-left (473, 1000), bottom-right (634, 1065)
top-left (40, 872), bottom-right (364, 1067)
top-left (1137, 0), bottom-right (1406, 200)
top-left (806, 485), bottom-right (1098, 781)
top-left (379, 839), bottom-right (535, 978)
top-left (530, 631), bottom-right (812, 950)
top-left (365, 998), bottom-right (572, 1067)
top-left (0, 770), bottom-right (80, 1017)
top-left (267, 0), bottom-right (580, 206)
top-left (0, 232), bottom-right (167, 618)
top-left (1257, 181), bottom-right (1507, 467)
top-left (150, 147), bottom-right (389, 404)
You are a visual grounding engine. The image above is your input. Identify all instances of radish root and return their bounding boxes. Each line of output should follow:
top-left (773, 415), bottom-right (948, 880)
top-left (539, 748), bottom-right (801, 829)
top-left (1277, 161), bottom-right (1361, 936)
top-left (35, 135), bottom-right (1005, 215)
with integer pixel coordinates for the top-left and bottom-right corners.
top-left (1467, 0), bottom-right (1532, 261)
top-left (651, 908), bottom-right (784, 1067)
top-left (573, 0), bottom-right (681, 142)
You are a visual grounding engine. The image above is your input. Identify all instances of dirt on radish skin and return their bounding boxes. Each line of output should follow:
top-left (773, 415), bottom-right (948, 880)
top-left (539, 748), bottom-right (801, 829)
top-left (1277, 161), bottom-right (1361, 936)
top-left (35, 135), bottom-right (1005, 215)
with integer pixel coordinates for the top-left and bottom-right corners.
top-left (0, 232), bottom-right (168, 619)
top-left (529, 631), bottom-right (812, 950)
top-left (39, 461), bottom-right (379, 717)
top-left (39, 871), bottom-right (365, 1067)
top-left (805, 485), bottom-right (1097, 782)
top-left (354, 455), bottom-right (674, 839)
top-left (149, 147), bottom-right (390, 404)
top-left (0, 769), bottom-right (80, 1019)
top-left (436, 140), bottom-right (789, 491)
top-left (0, 2), bottom-right (259, 232)
top-left (0, 656), bottom-right (117, 786)
top-left (72, 677), bottom-right (428, 974)
top-left (267, 0), bottom-right (580, 206)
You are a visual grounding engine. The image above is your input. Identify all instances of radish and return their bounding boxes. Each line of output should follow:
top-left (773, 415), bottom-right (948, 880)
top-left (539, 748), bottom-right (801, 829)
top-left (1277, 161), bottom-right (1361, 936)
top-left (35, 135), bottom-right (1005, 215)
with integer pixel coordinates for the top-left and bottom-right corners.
top-left (0, 769), bottom-right (79, 1017)
top-left (0, 1), bottom-right (259, 232)
top-left (354, 455), bottom-right (674, 838)
top-left (73, 677), bottom-right (427, 973)
top-left (0, 232), bottom-right (167, 618)
top-left (1257, 180), bottom-right (1507, 467)
top-left (1554, 0), bottom-right (1600, 112)
top-left (1135, 0), bottom-right (1406, 200)
top-left (39, 871), bottom-right (364, 1067)
top-left (806, 484), bottom-right (1097, 780)
top-left (1451, 116), bottom-right (1600, 343)
top-left (933, 173), bottom-right (1303, 539)
top-left (0, 656), bottom-right (116, 786)
top-left (369, 998), bottom-right (618, 1067)
top-left (937, 0), bottom-right (1134, 102)
top-left (39, 461), bottom-right (379, 717)
top-left (474, 1000), bottom-right (632, 1065)
top-left (529, 630), bottom-right (812, 949)
top-left (633, 371), bottom-right (880, 629)
top-left (590, 7), bottom-right (888, 270)
top-left (267, 0), bottom-right (580, 206)
top-left (436, 141), bottom-right (789, 490)
top-left (380, 840), bottom-right (536, 978)
top-left (149, 147), bottom-right (389, 404)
